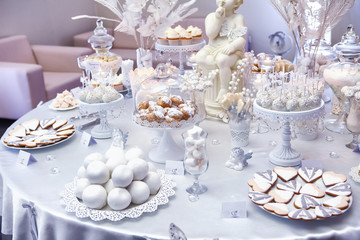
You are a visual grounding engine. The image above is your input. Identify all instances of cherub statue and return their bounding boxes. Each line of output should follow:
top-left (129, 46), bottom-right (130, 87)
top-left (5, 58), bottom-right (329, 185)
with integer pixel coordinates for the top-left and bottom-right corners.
top-left (225, 147), bottom-right (252, 171)
top-left (196, 0), bottom-right (247, 102)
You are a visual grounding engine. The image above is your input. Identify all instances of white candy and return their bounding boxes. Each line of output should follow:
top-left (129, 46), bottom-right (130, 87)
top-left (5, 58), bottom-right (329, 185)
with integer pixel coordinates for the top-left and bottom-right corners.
top-left (105, 146), bottom-right (126, 160)
top-left (143, 172), bottom-right (161, 194)
top-left (127, 158), bottom-right (149, 181)
top-left (125, 147), bottom-right (145, 161)
top-left (107, 188), bottom-right (132, 210)
top-left (103, 179), bottom-right (115, 193)
top-left (185, 158), bottom-right (196, 167)
top-left (106, 156), bottom-right (128, 173)
top-left (84, 152), bottom-right (106, 169)
top-left (127, 181), bottom-right (150, 205)
top-left (82, 185), bottom-right (107, 209)
top-left (192, 149), bottom-right (204, 159)
top-left (86, 160), bottom-right (110, 184)
top-left (75, 178), bottom-right (91, 199)
top-left (112, 165), bottom-right (134, 188)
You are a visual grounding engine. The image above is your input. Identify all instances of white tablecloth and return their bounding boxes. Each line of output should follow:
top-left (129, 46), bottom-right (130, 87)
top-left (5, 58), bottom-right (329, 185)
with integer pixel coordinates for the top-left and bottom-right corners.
top-left (1, 99), bottom-right (360, 240)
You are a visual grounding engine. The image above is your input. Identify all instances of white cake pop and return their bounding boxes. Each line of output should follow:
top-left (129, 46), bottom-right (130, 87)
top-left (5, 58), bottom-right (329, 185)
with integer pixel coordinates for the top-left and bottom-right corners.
top-left (86, 160), bottom-right (110, 184)
top-left (75, 178), bottom-right (91, 199)
top-left (107, 188), bottom-right (132, 210)
top-left (286, 99), bottom-right (298, 111)
top-left (82, 185), bottom-right (107, 209)
top-left (143, 172), bottom-right (161, 194)
top-left (112, 165), bottom-right (134, 188)
top-left (127, 181), bottom-right (150, 205)
top-left (127, 158), bottom-right (149, 181)
top-left (272, 98), bottom-right (286, 111)
top-left (84, 152), bottom-right (106, 169)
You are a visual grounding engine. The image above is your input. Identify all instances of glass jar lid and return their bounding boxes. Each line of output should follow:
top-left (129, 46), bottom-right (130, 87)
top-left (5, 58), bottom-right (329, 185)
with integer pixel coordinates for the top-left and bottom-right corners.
top-left (333, 24), bottom-right (360, 60)
top-left (88, 19), bottom-right (115, 52)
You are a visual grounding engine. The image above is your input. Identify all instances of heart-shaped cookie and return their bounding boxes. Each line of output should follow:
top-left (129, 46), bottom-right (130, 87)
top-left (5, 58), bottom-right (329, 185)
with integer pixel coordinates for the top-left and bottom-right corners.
top-left (323, 196), bottom-right (350, 210)
top-left (322, 171), bottom-right (347, 187)
top-left (274, 166), bottom-right (298, 182)
top-left (298, 167), bottom-right (323, 183)
top-left (277, 180), bottom-right (302, 194)
top-left (248, 178), bottom-right (272, 193)
top-left (315, 206), bottom-right (342, 218)
top-left (263, 203), bottom-right (289, 216)
top-left (248, 191), bottom-right (274, 205)
top-left (254, 170), bottom-right (278, 185)
top-left (269, 189), bottom-right (294, 204)
top-left (288, 209), bottom-right (317, 221)
top-left (299, 183), bottom-right (325, 198)
top-left (294, 194), bottom-right (321, 209)
top-left (326, 183), bottom-right (352, 196)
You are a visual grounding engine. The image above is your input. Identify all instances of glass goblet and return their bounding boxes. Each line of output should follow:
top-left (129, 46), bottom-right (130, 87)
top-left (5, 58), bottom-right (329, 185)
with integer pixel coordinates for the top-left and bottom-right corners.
top-left (345, 97), bottom-right (360, 149)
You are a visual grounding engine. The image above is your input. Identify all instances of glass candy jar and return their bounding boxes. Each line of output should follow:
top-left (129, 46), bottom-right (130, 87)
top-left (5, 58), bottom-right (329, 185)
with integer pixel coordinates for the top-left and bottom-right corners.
top-left (133, 64), bottom-right (199, 128)
top-left (78, 19), bottom-right (122, 89)
top-left (323, 25), bottom-right (360, 134)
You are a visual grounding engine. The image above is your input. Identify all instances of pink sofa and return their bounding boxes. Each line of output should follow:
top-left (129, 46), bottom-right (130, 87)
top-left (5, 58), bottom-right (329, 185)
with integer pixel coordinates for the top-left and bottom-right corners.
top-left (73, 18), bottom-right (208, 66)
top-left (0, 35), bottom-right (93, 119)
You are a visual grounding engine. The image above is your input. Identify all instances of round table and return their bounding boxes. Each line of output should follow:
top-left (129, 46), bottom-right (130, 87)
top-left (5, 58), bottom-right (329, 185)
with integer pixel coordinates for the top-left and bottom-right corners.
top-left (1, 99), bottom-right (360, 240)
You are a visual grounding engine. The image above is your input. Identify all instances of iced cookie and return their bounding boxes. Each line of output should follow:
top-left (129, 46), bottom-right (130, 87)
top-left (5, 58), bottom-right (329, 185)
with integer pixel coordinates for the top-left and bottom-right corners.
top-left (57, 124), bottom-right (74, 132)
top-left (9, 125), bottom-right (26, 137)
top-left (298, 167), bottom-right (323, 183)
top-left (263, 203), bottom-right (289, 216)
top-left (326, 183), bottom-right (352, 196)
top-left (288, 209), bottom-right (317, 221)
top-left (299, 183), bottom-right (325, 198)
top-left (294, 194), bottom-right (321, 209)
top-left (248, 178), bottom-right (272, 193)
top-left (268, 189), bottom-right (294, 204)
top-left (274, 166), bottom-right (298, 182)
top-left (40, 119), bottom-right (56, 129)
top-left (277, 180), bottom-right (302, 194)
top-left (53, 120), bottom-right (68, 130)
top-left (22, 118), bottom-right (40, 131)
top-left (254, 170), bottom-right (278, 185)
top-left (315, 206), bottom-right (342, 218)
top-left (248, 191), bottom-right (274, 205)
top-left (322, 171), bottom-right (347, 187)
top-left (323, 196), bottom-right (350, 210)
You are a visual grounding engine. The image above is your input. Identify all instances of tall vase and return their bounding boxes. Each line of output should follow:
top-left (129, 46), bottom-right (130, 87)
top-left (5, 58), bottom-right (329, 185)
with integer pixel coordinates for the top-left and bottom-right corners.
top-left (136, 48), bottom-right (153, 69)
top-left (229, 118), bottom-right (251, 147)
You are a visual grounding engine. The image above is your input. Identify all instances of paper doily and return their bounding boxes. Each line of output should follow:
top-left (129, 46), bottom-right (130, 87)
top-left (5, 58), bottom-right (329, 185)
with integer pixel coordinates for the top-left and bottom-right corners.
top-left (349, 166), bottom-right (360, 183)
top-left (61, 170), bottom-right (176, 221)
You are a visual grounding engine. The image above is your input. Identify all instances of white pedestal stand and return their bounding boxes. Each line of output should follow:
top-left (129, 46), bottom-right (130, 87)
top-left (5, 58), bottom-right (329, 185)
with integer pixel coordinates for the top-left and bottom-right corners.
top-left (155, 40), bottom-right (206, 75)
top-left (253, 101), bottom-right (325, 166)
top-left (79, 96), bottom-right (124, 139)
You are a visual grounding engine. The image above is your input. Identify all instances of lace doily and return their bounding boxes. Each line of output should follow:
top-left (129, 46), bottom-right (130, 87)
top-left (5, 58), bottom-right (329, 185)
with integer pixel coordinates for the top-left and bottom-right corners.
top-left (133, 114), bottom-right (200, 129)
top-left (349, 166), bottom-right (360, 183)
top-left (61, 170), bottom-right (176, 221)
top-left (155, 40), bottom-right (206, 53)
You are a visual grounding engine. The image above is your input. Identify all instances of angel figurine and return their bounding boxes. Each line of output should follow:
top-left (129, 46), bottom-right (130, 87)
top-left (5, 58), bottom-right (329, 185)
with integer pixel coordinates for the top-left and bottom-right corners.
top-left (196, 0), bottom-right (247, 102)
top-left (225, 147), bottom-right (252, 171)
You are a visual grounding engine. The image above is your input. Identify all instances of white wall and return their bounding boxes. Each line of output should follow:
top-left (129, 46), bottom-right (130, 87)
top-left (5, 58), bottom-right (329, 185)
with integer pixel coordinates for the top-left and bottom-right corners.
top-left (0, 0), bottom-right (359, 61)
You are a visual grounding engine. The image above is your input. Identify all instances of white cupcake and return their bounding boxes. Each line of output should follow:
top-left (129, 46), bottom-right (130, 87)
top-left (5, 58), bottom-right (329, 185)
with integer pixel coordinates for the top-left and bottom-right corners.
top-left (166, 28), bottom-right (179, 46)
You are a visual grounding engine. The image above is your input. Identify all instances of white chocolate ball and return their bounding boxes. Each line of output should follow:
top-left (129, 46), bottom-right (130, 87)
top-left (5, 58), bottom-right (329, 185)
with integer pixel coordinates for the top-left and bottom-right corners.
top-left (105, 147), bottom-right (126, 160)
top-left (82, 185), bottom-right (107, 209)
top-left (107, 188), bottom-right (132, 211)
top-left (127, 181), bottom-right (150, 205)
top-left (147, 162), bottom-right (157, 172)
top-left (112, 165), bottom-right (134, 188)
top-left (75, 178), bottom-right (91, 199)
top-left (86, 160), bottom-right (110, 184)
top-left (143, 172), bottom-right (161, 194)
top-left (84, 152), bottom-right (106, 169)
top-left (185, 158), bottom-right (196, 167)
top-left (106, 156), bottom-right (128, 173)
top-left (125, 147), bottom-right (144, 161)
top-left (103, 179), bottom-right (115, 193)
top-left (127, 158), bottom-right (149, 181)
top-left (77, 166), bottom-right (87, 178)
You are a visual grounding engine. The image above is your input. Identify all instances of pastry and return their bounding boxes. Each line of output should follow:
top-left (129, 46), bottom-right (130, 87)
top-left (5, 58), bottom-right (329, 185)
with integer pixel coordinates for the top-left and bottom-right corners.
top-left (143, 171), bottom-right (161, 194)
top-left (107, 188), bottom-right (132, 211)
top-left (111, 165), bottom-right (134, 188)
top-left (248, 191), bottom-right (274, 205)
top-left (254, 170), bottom-right (278, 185)
top-left (276, 180), bottom-right (302, 194)
top-left (263, 203), bottom-right (289, 216)
top-left (127, 158), bottom-right (149, 181)
top-left (157, 96), bottom-right (172, 108)
top-left (293, 194), bottom-right (321, 209)
top-left (298, 167), bottom-right (323, 183)
top-left (268, 189), bottom-right (294, 204)
top-left (248, 178), bottom-right (272, 193)
top-left (273, 166), bottom-right (298, 181)
top-left (81, 184), bottom-right (107, 209)
top-left (323, 196), bottom-right (350, 210)
top-left (299, 183), bottom-right (325, 198)
top-left (288, 209), bottom-right (317, 221)
top-left (314, 206), bottom-right (342, 218)
top-left (322, 171), bottom-right (347, 187)
top-left (127, 181), bottom-right (150, 205)
top-left (326, 183), bottom-right (352, 196)
top-left (86, 160), bottom-right (110, 184)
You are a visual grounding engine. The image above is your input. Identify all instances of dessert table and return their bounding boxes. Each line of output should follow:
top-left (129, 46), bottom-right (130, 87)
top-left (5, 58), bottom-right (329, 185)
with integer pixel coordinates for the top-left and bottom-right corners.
top-left (1, 98), bottom-right (360, 240)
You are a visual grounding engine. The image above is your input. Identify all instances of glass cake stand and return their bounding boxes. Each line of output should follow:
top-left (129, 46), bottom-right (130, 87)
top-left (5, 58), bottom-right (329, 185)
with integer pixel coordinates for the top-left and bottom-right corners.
top-left (78, 96), bottom-right (124, 139)
top-left (253, 101), bottom-right (325, 167)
